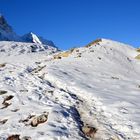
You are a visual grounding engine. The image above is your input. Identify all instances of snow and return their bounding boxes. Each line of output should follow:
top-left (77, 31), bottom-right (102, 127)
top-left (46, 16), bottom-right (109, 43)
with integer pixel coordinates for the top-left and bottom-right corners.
top-left (0, 38), bottom-right (140, 140)
top-left (21, 32), bottom-right (57, 47)
top-left (26, 32), bottom-right (42, 44)
top-left (0, 41), bottom-right (57, 56)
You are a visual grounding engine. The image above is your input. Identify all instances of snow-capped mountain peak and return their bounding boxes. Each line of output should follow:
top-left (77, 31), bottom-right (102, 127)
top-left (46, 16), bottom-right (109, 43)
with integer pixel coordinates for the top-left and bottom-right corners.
top-left (30, 32), bottom-right (42, 44)
top-left (21, 32), bottom-right (43, 44)
top-left (21, 32), bottom-right (56, 47)
top-left (0, 15), bottom-right (58, 54)
top-left (0, 15), bottom-right (57, 49)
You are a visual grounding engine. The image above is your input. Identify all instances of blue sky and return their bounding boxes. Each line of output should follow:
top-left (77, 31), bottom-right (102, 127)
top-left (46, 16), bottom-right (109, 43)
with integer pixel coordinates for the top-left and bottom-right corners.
top-left (0, 0), bottom-right (140, 49)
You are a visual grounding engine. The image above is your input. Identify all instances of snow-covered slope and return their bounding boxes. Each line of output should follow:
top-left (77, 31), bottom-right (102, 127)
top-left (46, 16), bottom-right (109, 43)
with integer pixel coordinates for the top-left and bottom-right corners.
top-left (0, 38), bottom-right (140, 140)
top-left (0, 41), bottom-right (58, 56)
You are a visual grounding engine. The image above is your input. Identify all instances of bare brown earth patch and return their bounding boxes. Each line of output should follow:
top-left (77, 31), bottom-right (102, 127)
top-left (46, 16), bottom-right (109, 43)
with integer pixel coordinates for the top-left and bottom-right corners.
top-left (19, 112), bottom-right (48, 127)
top-left (85, 39), bottom-right (102, 48)
top-left (1, 95), bottom-right (14, 109)
top-left (82, 124), bottom-right (97, 138)
top-left (0, 63), bottom-right (6, 68)
top-left (7, 135), bottom-right (20, 140)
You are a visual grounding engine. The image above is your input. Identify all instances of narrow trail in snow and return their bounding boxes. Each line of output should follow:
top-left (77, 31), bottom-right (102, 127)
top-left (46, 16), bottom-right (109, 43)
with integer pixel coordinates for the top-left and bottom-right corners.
top-left (0, 63), bottom-right (88, 139)
top-left (0, 61), bottom-right (135, 140)
top-left (29, 62), bottom-right (121, 140)
top-left (44, 74), bottom-right (121, 140)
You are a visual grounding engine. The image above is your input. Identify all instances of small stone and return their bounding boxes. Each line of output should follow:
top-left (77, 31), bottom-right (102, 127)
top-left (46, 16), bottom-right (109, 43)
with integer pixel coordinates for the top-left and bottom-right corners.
top-left (0, 119), bottom-right (8, 124)
top-left (31, 117), bottom-right (38, 127)
top-left (7, 135), bottom-right (20, 140)
top-left (31, 113), bottom-right (48, 127)
top-left (21, 136), bottom-right (31, 140)
top-left (82, 125), bottom-right (97, 138)
top-left (48, 90), bottom-right (54, 94)
top-left (11, 109), bottom-right (20, 112)
top-left (0, 90), bottom-right (7, 95)
top-left (3, 95), bottom-right (14, 104)
top-left (0, 63), bottom-right (6, 68)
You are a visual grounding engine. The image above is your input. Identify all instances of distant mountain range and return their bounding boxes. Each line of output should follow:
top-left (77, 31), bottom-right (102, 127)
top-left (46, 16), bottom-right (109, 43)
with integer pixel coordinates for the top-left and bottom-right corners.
top-left (0, 15), bottom-right (56, 48)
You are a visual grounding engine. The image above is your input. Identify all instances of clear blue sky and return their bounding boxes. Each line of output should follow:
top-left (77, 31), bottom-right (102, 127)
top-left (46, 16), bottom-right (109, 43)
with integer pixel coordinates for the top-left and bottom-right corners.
top-left (0, 0), bottom-right (140, 49)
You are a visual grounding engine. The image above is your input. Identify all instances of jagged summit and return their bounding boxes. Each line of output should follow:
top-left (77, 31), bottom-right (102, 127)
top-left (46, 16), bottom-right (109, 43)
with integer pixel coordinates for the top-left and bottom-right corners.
top-left (0, 15), bottom-right (19, 41)
top-left (0, 15), bottom-right (56, 49)
top-left (21, 32), bottom-right (56, 47)
top-left (22, 32), bottom-right (43, 44)
top-left (0, 15), bottom-right (13, 33)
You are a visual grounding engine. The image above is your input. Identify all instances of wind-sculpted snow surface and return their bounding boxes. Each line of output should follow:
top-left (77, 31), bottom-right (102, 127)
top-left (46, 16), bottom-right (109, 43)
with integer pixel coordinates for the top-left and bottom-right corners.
top-left (0, 39), bottom-right (140, 140)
